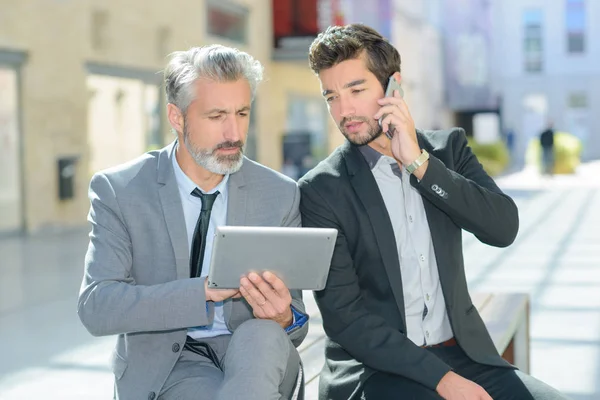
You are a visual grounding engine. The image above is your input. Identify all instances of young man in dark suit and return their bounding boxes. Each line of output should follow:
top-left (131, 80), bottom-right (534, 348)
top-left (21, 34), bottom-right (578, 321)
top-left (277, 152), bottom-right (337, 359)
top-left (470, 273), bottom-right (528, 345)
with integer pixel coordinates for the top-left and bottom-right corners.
top-left (298, 24), bottom-right (567, 400)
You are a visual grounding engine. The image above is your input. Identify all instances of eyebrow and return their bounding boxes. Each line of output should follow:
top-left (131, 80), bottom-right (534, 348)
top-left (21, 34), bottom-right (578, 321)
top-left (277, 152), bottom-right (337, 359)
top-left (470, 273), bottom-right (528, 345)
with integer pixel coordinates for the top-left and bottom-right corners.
top-left (204, 105), bottom-right (251, 115)
top-left (322, 79), bottom-right (367, 96)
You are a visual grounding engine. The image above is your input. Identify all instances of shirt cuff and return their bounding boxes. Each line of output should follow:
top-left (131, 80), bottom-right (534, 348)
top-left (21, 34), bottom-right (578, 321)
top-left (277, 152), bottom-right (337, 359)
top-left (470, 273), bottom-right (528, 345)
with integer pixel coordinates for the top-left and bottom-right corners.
top-left (285, 305), bottom-right (308, 333)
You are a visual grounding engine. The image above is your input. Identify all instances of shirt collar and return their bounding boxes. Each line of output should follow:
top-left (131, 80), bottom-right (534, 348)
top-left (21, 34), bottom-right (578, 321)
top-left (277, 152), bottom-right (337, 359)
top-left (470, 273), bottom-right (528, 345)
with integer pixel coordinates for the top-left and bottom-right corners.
top-left (358, 145), bottom-right (384, 170)
top-left (358, 144), bottom-right (398, 169)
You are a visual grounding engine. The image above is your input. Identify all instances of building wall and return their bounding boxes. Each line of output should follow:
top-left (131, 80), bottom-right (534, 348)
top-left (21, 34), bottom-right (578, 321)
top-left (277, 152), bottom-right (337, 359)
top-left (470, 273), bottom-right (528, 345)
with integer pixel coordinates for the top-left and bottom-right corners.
top-left (392, 0), bottom-right (450, 131)
top-left (0, 0), bottom-right (326, 233)
top-left (259, 61), bottom-right (338, 170)
top-left (491, 0), bottom-right (600, 163)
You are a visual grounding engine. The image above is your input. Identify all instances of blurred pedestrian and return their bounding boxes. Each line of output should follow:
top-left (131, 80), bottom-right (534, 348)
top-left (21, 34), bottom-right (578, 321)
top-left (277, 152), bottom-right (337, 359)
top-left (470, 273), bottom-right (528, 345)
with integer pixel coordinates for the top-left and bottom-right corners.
top-left (540, 122), bottom-right (555, 175)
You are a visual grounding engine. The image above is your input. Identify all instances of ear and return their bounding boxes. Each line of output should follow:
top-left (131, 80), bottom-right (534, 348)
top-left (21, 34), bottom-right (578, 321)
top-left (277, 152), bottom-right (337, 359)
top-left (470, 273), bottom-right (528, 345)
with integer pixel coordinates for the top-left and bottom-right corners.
top-left (167, 103), bottom-right (184, 134)
top-left (392, 71), bottom-right (402, 84)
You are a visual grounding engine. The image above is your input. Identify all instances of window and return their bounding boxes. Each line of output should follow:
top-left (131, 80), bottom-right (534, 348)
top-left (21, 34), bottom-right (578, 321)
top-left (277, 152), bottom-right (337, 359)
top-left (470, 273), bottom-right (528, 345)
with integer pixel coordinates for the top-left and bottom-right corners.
top-left (87, 74), bottom-right (162, 173)
top-left (523, 9), bottom-right (543, 73)
top-left (568, 92), bottom-right (587, 109)
top-left (281, 96), bottom-right (328, 180)
top-left (566, 0), bottom-right (585, 53)
top-left (91, 9), bottom-right (109, 50)
top-left (0, 66), bottom-right (22, 232)
top-left (206, 1), bottom-right (249, 44)
top-left (565, 92), bottom-right (589, 148)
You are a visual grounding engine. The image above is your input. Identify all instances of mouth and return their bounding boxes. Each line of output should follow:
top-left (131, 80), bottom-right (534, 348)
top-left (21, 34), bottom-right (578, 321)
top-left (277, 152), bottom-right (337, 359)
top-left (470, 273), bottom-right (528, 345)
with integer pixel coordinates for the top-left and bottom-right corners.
top-left (344, 121), bottom-right (364, 133)
top-left (216, 147), bottom-right (241, 155)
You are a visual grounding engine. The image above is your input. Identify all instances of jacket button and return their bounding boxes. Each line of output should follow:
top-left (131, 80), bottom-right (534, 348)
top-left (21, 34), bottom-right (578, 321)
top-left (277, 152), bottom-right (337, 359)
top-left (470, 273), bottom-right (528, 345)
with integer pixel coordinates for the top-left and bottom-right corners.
top-left (148, 392), bottom-right (156, 400)
top-left (172, 343), bottom-right (180, 353)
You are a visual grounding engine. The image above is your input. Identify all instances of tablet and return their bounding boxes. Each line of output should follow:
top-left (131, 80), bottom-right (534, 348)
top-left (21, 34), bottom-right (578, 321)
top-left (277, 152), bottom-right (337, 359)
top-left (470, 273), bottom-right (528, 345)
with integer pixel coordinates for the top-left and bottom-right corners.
top-left (207, 226), bottom-right (337, 290)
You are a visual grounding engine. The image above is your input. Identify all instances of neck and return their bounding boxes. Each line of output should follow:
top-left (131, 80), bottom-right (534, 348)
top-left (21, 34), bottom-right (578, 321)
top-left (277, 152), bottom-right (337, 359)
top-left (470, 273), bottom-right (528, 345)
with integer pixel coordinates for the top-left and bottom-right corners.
top-left (175, 144), bottom-right (224, 192)
top-left (368, 134), bottom-right (396, 161)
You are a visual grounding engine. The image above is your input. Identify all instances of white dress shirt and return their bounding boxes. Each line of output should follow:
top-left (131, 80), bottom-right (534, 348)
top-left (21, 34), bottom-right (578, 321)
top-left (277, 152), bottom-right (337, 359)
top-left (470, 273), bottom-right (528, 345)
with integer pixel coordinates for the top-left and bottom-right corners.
top-left (360, 145), bottom-right (453, 346)
top-left (172, 151), bottom-right (231, 339)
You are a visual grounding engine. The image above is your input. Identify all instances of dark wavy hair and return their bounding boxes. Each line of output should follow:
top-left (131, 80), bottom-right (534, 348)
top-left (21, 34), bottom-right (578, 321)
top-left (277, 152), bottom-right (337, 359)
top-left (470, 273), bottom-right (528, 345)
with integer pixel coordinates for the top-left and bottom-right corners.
top-left (308, 24), bottom-right (401, 90)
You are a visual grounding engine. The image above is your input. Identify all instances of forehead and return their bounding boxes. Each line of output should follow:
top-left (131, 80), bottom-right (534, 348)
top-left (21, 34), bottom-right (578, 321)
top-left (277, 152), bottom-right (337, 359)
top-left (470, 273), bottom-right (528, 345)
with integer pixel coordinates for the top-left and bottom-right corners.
top-left (190, 78), bottom-right (251, 109)
top-left (318, 57), bottom-right (376, 89)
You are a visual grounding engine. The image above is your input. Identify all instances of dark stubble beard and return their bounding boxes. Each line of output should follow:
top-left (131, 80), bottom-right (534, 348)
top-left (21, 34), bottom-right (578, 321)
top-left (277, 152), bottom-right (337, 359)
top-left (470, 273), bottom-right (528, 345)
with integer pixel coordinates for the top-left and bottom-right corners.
top-left (339, 116), bottom-right (383, 146)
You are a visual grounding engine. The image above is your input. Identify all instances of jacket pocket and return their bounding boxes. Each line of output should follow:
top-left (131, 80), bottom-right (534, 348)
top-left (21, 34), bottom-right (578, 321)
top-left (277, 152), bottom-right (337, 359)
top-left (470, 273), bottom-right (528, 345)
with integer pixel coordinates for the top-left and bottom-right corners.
top-left (110, 349), bottom-right (128, 380)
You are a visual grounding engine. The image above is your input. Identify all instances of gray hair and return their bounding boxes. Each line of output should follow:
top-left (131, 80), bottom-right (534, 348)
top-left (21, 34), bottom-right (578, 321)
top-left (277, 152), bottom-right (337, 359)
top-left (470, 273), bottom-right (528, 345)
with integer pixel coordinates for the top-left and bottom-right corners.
top-left (164, 44), bottom-right (264, 115)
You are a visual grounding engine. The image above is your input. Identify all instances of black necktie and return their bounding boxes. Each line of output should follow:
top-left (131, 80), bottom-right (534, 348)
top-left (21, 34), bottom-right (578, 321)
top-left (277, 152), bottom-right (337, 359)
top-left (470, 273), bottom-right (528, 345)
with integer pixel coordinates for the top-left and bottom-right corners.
top-left (190, 189), bottom-right (220, 278)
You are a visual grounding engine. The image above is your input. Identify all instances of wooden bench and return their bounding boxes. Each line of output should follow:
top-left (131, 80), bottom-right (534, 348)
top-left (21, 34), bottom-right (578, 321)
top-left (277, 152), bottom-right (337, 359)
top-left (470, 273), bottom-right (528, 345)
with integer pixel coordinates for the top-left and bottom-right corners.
top-left (298, 292), bottom-right (530, 399)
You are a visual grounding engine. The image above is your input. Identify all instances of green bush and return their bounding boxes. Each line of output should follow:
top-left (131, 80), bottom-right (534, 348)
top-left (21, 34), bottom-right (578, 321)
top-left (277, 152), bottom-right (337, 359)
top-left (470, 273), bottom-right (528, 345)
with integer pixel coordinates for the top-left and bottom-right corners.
top-left (525, 131), bottom-right (582, 174)
top-left (467, 138), bottom-right (510, 177)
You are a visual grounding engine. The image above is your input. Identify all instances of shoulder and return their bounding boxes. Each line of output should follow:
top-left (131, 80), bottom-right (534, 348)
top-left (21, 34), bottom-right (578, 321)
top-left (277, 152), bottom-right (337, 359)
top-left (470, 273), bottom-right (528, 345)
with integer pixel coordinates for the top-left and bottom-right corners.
top-left (90, 149), bottom-right (162, 195)
top-left (92, 151), bottom-right (158, 187)
top-left (418, 127), bottom-right (467, 151)
top-left (239, 157), bottom-right (298, 193)
top-left (298, 146), bottom-right (346, 191)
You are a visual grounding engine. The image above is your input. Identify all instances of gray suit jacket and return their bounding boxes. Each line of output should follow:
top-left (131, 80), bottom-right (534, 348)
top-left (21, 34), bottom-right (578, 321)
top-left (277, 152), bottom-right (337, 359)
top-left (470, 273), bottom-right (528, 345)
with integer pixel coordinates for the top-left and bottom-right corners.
top-left (299, 128), bottom-right (518, 400)
top-left (78, 142), bottom-right (308, 400)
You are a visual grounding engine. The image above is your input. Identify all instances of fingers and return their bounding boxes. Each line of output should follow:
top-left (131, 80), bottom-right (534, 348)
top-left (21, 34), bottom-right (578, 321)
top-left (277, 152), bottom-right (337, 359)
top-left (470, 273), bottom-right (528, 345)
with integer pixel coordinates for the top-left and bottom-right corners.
top-left (373, 103), bottom-right (408, 121)
top-left (262, 271), bottom-right (290, 298)
top-left (251, 272), bottom-right (281, 301)
top-left (204, 277), bottom-right (241, 302)
top-left (379, 113), bottom-right (407, 136)
top-left (239, 272), bottom-right (291, 319)
top-left (377, 94), bottom-right (408, 112)
top-left (377, 95), bottom-right (413, 125)
top-left (240, 276), bottom-right (268, 306)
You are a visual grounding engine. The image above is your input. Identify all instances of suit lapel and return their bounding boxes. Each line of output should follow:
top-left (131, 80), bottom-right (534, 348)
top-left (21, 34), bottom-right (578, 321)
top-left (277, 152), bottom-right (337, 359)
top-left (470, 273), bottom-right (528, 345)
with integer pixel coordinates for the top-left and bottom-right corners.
top-left (225, 159), bottom-right (248, 226)
top-left (343, 142), bottom-right (406, 319)
top-left (157, 142), bottom-right (190, 280)
top-left (224, 160), bottom-right (249, 322)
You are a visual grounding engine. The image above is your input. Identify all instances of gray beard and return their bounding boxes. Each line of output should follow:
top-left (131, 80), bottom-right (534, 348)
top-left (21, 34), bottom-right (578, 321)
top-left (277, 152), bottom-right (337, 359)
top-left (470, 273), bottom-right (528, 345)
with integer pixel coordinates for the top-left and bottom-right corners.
top-left (183, 128), bottom-right (244, 175)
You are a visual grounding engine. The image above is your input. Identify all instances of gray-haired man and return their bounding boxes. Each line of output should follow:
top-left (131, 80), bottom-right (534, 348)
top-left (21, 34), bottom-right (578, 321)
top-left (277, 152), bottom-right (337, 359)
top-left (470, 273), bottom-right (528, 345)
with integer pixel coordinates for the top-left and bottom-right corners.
top-left (78, 45), bottom-right (308, 400)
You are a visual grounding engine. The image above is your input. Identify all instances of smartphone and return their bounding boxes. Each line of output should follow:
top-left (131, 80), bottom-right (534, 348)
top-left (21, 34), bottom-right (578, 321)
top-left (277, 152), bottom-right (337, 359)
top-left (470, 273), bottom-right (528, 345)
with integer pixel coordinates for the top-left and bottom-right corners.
top-left (379, 75), bottom-right (404, 139)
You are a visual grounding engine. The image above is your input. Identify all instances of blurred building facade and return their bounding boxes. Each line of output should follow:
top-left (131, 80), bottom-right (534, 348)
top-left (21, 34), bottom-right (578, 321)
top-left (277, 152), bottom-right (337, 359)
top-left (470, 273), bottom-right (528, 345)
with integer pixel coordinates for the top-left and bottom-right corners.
top-left (490, 0), bottom-right (600, 163)
top-left (391, 0), bottom-right (450, 130)
top-left (0, 0), bottom-right (449, 234)
top-left (0, 0), bottom-right (338, 234)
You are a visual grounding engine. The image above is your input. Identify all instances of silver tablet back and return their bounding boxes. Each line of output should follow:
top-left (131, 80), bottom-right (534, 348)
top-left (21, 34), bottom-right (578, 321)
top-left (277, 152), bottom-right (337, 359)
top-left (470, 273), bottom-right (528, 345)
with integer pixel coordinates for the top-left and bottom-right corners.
top-left (207, 226), bottom-right (337, 290)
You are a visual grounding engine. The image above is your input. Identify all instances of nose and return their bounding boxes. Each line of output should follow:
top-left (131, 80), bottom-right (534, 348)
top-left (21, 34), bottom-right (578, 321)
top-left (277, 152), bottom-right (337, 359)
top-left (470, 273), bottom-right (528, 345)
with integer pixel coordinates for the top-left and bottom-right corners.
top-left (223, 114), bottom-right (242, 142)
top-left (338, 94), bottom-right (355, 119)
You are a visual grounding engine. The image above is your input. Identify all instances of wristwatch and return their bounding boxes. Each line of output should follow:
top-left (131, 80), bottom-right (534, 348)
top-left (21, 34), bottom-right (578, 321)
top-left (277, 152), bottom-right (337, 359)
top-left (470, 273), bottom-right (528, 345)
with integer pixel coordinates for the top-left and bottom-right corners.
top-left (406, 150), bottom-right (430, 174)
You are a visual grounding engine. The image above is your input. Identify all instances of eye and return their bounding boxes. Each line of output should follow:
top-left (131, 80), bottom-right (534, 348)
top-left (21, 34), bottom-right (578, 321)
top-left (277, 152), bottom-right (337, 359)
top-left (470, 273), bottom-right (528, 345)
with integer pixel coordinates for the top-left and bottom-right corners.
top-left (325, 96), bottom-right (337, 103)
top-left (209, 114), bottom-right (224, 121)
top-left (238, 111), bottom-right (249, 117)
top-left (351, 88), bottom-right (365, 94)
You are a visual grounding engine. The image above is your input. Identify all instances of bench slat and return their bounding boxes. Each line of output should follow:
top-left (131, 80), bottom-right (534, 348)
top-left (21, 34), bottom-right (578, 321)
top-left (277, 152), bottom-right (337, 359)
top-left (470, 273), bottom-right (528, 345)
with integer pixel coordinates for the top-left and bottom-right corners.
top-left (476, 293), bottom-right (529, 355)
top-left (300, 337), bottom-right (326, 385)
top-left (472, 292), bottom-right (493, 311)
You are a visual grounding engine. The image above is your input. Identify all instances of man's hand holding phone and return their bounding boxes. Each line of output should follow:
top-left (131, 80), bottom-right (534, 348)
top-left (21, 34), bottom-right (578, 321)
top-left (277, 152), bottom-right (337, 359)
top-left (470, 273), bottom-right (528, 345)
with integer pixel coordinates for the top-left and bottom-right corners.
top-left (374, 75), bottom-right (428, 179)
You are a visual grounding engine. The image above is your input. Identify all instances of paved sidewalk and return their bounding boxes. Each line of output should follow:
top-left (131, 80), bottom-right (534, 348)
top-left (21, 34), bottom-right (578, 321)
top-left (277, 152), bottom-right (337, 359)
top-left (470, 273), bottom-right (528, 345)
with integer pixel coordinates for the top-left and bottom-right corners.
top-left (1, 162), bottom-right (599, 399)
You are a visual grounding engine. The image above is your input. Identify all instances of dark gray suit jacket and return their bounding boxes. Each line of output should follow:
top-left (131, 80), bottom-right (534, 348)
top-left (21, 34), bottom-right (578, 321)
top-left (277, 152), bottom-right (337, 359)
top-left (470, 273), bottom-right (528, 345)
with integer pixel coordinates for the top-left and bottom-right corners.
top-left (298, 128), bottom-right (518, 400)
top-left (78, 142), bottom-right (308, 400)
